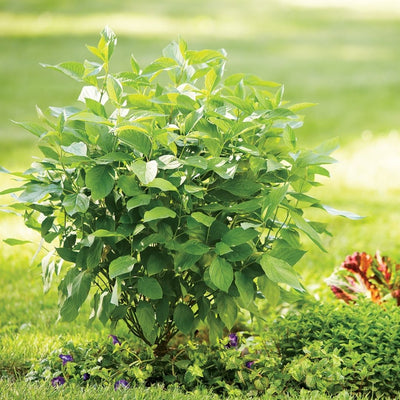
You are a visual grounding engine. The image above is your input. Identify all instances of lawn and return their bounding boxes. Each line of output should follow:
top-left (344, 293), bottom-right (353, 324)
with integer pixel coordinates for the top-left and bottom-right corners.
top-left (1, 0), bottom-right (400, 398)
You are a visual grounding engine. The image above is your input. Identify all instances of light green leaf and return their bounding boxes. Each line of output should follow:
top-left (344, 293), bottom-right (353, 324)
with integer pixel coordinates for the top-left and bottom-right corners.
top-left (86, 165), bottom-right (115, 200)
top-left (12, 121), bottom-right (47, 137)
top-left (147, 178), bottom-right (177, 192)
top-left (41, 61), bottom-right (84, 82)
top-left (181, 240), bottom-right (209, 256)
top-left (109, 255), bottom-right (136, 279)
top-left (61, 142), bottom-right (87, 156)
top-left (258, 275), bottom-right (280, 306)
top-left (107, 75), bottom-right (123, 104)
top-left (111, 277), bottom-right (122, 305)
top-left (260, 253), bottom-right (304, 291)
top-left (209, 257), bottom-right (233, 293)
top-left (3, 238), bottom-right (32, 246)
top-left (191, 212), bottom-right (215, 227)
top-left (63, 193), bottom-right (90, 216)
top-left (322, 205), bottom-right (364, 220)
top-left (262, 184), bottom-right (288, 221)
top-left (215, 242), bottom-right (232, 256)
top-left (119, 129), bottom-right (152, 157)
top-left (143, 207), bottom-right (176, 222)
top-left (126, 194), bottom-right (151, 210)
top-left (138, 277), bottom-right (163, 300)
top-left (173, 303), bottom-right (194, 335)
top-left (91, 229), bottom-right (125, 238)
top-left (131, 160), bottom-right (158, 184)
top-left (19, 183), bottom-right (62, 203)
top-left (290, 211), bottom-right (326, 252)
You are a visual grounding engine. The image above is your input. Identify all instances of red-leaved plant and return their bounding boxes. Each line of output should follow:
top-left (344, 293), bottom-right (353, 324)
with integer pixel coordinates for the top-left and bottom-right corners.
top-left (326, 251), bottom-right (400, 305)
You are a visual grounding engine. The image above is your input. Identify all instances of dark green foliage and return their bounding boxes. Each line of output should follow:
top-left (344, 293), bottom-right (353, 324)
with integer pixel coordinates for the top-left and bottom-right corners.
top-left (1, 27), bottom-right (354, 353)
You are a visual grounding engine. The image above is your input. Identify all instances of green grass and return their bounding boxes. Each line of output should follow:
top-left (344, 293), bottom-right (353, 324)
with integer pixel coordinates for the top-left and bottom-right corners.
top-left (1, 0), bottom-right (400, 398)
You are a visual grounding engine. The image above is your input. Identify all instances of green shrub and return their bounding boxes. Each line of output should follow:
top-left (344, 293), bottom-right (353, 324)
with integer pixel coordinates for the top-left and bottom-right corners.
top-left (1, 27), bottom-right (357, 354)
top-left (272, 300), bottom-right (400, 396)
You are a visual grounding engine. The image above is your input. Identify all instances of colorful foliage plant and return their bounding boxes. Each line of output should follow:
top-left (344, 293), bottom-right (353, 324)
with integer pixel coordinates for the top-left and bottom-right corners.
top-left (327, 251), bottom-right (400, 305)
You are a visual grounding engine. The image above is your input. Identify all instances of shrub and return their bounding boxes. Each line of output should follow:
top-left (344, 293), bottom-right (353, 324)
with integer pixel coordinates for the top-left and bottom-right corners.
top-left (271, 300), bottom-right (400, 396)
top-left (1, 27), bottom-right (356, 354)
top-left (327, 251), bottom-right (400, 305)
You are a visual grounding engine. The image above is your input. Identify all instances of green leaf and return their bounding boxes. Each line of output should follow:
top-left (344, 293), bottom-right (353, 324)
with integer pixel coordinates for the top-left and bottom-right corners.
top-left (181, 240), bottom-right (209, 256)
top-left (12, 121), bottom-right (47, 137)
top-left (107, 75), bottom-right (123, 104)
top-left (215, 242), bottom-right (232, 256)
top-left (61, 142), bottom-right (87, 156)
top-left (126, 195), bottom-right (152, 210)
top-left (143, 207), bottom-right (176, 222)
top-left (260, 254), bottom-right (304, 291)
top-left (258, 275), bottom-right (280, 306)
top-left (216, 293), bottom-right (237, 330)
top-left (41, 61), bottom-right (84, 82)
top-left (109, 255), bottom-right (136, 279)
top-left (86, 165), bottom-right (115, 201)
top-left (191, 212), bottom-right (215, 227)
top-left (136, 301), bottom-right (156, 343)
top-left (111, 277), bottom-right (122, 305)
top-left (220, 178), bottom-right (261, 197)
top-left (119, 129), bottom-right (152, 157)
top-left (181, 156), bottom-right (208, 170)
top-left (235, 271), bottom-right (254, 307)
top-left (322, 205), bottom-right (364, 220)
top-left (262, 184), bottom-right (288, 221)
top-left (173, 303), bottom-right (194, 335)
top-left (147, 178), bottom-right (177, 192)
top-left (118, 175), bottom-right (140, 196)
top-left (147, 253), bottom-right (165, 275)
top-left (209, 257), bottom-right (233, 293)
top-left (3, 238), bottom-right (32, 246)
top-left (63, 193), bottom-right (90, 216)
top-left (131, 160), bottom-right (158, 184)
top-left (19, 183), bottom-right (62, 203)
top-left (138, 277), bottom-right (163, 300)
top-left (91, 229), bottom-right (125, 238)
top-left (60, 270), bottom-right (92, 322)
top-left (290, 211), bottom-right (326, 252)
top-left (222, 228), bottom-right (258, 246)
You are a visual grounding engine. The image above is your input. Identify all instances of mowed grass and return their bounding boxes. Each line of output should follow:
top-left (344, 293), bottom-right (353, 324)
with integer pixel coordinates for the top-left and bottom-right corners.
top-left (1, 1), bottom-right (400, 398)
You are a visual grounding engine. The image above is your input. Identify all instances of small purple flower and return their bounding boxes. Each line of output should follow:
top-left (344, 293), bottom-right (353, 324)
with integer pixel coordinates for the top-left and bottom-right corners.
top-left (226, 333), bottom-right (238, 348)
top-left (109, 334), bottom-right (121, 345)
top-left (51, 375), bottom-right (65, 387)
top-left (59, 354), bottom-right (73, 365)
top-left (245, 360), bottom-right (255, 369)
top-left (82, 373), bottom-right (90, 381)
top-left (114, 379), bottom-right (130, 390)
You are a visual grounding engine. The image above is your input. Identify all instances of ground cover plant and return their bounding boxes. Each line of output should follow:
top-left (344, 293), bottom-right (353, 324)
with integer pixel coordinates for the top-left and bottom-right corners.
top-left (1, 27), bottom-right (358, 358)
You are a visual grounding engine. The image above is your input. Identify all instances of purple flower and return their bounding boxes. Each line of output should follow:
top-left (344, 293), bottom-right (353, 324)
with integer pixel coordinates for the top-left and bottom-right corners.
top-left (59, 354), bottom-right (73, 365)
top-left (82, 373), bottom-right (90, 381)
top-left (226, 333), bottom-right (238, 348)
top-left (114, 379), bottom-right (130, 390)
top-left (109, 334), bottom-right (121, 345)
top-left (51, 375), bottom-right (65, 387)
top-left (245, 360), bottom-right (255, 369)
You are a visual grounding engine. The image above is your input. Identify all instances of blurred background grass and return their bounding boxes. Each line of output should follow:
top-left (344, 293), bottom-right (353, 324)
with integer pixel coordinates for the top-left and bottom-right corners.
top-left (1, 0), bottom-right (400, 349)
